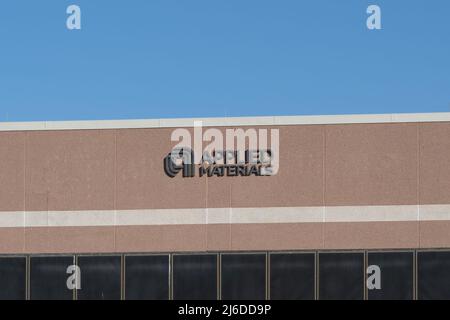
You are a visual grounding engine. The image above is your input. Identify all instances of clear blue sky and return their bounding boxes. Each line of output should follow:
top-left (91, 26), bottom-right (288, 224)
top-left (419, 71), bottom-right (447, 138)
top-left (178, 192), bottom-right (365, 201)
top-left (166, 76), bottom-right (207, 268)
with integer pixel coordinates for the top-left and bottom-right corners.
top-left (0, 0), bottom-right (449, 121)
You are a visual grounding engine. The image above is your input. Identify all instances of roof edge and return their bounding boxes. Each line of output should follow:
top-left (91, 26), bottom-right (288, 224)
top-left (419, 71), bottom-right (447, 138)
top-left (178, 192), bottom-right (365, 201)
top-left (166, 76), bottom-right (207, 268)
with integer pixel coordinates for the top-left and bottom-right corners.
top-left (1, 112), bottom-right (450, 131)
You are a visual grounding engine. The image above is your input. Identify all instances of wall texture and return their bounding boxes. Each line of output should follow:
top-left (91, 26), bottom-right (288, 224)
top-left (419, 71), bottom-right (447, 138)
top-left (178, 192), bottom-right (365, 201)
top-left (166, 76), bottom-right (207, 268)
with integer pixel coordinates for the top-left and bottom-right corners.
top-left (0, 120), bottom-right (449, 253)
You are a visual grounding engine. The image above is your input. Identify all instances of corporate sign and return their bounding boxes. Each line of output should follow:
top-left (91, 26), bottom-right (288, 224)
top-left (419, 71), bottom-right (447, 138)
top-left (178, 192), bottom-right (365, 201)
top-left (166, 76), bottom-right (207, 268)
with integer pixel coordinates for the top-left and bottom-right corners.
top-left (164, 148), bottom-right (273, 178)
top-left (163, 123), bottom-right (279, 178)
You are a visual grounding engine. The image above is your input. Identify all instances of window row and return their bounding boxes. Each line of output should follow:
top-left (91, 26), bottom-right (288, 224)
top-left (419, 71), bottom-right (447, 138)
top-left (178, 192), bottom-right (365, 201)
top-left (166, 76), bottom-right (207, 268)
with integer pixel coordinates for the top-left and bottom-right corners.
top-left (1, 251), bottom-right (450, 300)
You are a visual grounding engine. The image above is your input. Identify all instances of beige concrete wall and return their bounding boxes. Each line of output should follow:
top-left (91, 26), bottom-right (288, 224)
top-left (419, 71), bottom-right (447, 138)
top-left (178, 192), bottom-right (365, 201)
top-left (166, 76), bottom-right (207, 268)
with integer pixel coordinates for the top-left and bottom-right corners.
top-left (0, 121), bottom-right (449, 253)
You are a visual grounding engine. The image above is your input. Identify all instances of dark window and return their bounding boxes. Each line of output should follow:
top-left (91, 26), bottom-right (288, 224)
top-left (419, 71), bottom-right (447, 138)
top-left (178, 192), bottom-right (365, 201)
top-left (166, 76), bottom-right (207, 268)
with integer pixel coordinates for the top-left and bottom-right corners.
top-left (125, 255), bottom-right (169, 300)
top-left (0, 257), bottom-right (26, 300)
top-left (173, 254), bottom-right (217, 300)
top-left (221, 254), bottom-right (266, 300)
top-left (318, 252), bottom-right (364, 300)
top-left (30, 256), bottom-right (75, 300)
top-left (367, 251), bottom-right (414, 300)
top-left (77, 256), bottom-right (121, 300)
top-left (418, 251), bottom-right (450, 300)
top-left (270, 253), bottom-right (315, 300)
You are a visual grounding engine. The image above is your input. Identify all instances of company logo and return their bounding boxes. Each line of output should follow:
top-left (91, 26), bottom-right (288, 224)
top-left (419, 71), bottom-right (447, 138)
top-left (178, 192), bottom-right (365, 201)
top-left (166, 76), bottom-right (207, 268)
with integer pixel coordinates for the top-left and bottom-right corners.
top-left (164, 148), bottom-right (195, 177)
top-left (164, 122), bottom-right (279, 178)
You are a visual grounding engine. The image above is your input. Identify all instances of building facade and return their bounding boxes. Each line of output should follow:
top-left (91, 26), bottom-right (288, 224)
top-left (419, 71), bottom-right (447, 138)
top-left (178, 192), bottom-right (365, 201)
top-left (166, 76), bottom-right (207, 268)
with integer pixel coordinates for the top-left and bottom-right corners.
top-left (1, 113), bottom-right (450, 299)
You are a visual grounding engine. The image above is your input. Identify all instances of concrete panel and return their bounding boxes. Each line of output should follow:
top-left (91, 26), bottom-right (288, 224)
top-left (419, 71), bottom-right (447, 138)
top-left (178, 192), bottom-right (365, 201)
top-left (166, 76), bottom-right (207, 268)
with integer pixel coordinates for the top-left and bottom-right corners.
top-left (25, 130), bottom-right (115, 211)
top-left (419, 122), bottom-right (450, 204)
top-left (326, 123), bottom-right (418, 206)
top-left (0, 132), bottom-right (25, 211)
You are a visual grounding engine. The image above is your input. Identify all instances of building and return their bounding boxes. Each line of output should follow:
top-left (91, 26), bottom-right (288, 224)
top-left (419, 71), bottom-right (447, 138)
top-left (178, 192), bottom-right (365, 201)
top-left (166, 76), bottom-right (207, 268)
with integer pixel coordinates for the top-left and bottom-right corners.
top-left (1, 112), bottom-right (450, 300)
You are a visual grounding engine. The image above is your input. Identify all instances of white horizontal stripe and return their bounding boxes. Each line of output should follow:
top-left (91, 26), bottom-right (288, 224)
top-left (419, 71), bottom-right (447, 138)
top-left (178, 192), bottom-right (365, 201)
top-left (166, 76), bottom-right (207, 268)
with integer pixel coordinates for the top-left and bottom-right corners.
top-left (116, 209), bottom-right (206, 226)
top-left (419, 205), bottom-right (450, 221)
top-left (48, 211), bottom-right (116, 227)
top-left (324, 205), bottom-right (418, 222)
top-left (0, 212), bottom-right (25, 228)
top-left (1, 112), bottom-right (450, 132)
top-left (230, 207), bottom-right (323, 224)
top-left (25, 211), bottom-right (48, 227)
top-left (207, 208), bottom-right (232, 224)
top-left (0, 205), bottom-right (449, 228)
